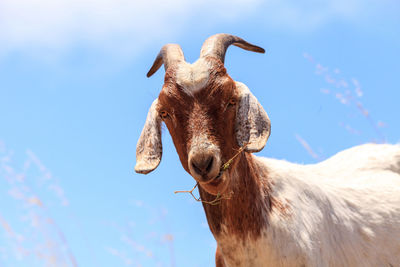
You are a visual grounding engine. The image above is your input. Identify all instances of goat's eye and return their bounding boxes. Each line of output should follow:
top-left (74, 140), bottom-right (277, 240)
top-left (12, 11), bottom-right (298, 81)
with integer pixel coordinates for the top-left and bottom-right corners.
top-left (160, 111), bottom-right (169, 119)
top-left (228, 98), bottom-right (237, 106)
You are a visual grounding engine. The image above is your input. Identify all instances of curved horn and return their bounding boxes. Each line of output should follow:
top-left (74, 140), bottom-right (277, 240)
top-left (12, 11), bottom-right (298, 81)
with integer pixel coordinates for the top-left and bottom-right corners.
top-left (147, 44), bottom-right (185, 77)
top-left (200, 33), bottom-right (265, 63)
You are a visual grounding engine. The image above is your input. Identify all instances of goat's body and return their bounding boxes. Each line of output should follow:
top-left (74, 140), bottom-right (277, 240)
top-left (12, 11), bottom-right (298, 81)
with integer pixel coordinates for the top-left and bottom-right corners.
top-left (211, 144), bottom-right (400, 267)
top-left (137, 35), bottom-right (400, 266)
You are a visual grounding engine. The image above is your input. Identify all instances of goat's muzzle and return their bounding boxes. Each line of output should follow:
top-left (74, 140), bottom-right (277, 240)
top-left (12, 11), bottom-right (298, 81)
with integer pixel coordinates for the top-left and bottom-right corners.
top-left (188, 149), bottom-right (221, 183)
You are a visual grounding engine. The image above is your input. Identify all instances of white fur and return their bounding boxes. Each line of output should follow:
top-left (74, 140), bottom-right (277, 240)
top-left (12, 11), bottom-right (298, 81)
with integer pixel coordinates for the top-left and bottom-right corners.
top-left (217, 143), bottom-right (400, 267)
top-left (175, 58), bottom-right (211, 95)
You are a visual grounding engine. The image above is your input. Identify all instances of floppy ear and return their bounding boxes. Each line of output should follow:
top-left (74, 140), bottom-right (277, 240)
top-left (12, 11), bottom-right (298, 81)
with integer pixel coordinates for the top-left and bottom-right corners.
top-left (235, 81), bottom-right (271, 152)
top-left (135, 99), bottom-right (163, 174)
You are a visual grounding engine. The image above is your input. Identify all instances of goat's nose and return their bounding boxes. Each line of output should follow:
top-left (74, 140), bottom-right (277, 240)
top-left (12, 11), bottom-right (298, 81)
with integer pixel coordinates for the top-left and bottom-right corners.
top-left (190, 154), bottom-right (215, 177)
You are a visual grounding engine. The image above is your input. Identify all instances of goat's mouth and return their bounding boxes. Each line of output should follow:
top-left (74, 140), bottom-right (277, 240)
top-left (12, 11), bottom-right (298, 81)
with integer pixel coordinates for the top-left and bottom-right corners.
top-left (201, 169), bottom-right (223, 186)
top-left (198, 168), bottom-right (230, 196)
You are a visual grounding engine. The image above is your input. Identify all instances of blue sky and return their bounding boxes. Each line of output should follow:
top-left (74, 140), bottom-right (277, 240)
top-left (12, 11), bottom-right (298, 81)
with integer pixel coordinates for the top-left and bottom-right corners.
top-left (0, 0), bottom-right (399, 266)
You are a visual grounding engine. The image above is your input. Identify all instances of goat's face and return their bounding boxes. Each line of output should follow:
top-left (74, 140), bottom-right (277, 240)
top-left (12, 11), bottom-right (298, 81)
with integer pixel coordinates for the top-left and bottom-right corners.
top-left (135, 34), bottom-right (271, 195)
top-left (157, 58), bottom-right (239, 194)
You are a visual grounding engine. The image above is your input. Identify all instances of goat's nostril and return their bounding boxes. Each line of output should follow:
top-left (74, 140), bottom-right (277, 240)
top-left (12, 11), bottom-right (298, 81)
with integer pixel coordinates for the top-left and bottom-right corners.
top-left (192, 161), bottom-right (203, 175)
top-left (205, 157), bottom-right (214, 173)
top-left (191, 155), bottom-right (215, 175)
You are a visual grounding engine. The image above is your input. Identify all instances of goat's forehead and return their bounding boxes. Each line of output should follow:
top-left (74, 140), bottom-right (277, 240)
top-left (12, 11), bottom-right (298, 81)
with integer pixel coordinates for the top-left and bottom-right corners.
top-left (175, 58), bottom-right (220, 95)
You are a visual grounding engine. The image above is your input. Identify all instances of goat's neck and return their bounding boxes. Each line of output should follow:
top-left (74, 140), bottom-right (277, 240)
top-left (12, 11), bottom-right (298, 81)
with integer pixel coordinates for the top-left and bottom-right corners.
top-left (199, 152), bottom-right (271, 240)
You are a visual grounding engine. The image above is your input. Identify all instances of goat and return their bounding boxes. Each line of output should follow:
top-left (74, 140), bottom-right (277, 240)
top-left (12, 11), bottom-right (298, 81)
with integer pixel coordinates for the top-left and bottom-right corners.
top-left (135, 33), bottom-right (400, 267)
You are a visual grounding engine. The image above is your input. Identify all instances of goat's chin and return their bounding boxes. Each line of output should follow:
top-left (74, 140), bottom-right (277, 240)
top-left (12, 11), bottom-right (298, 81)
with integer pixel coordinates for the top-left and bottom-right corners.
top-left (198, 174), bottom-right (229, 196)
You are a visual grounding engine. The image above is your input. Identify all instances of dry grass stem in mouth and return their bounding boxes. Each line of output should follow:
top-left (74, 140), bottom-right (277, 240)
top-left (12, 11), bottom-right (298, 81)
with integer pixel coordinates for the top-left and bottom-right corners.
top-left (174, 143), bottom-right (248, 205)
top-left (174, 182), bottom-right (233, 206)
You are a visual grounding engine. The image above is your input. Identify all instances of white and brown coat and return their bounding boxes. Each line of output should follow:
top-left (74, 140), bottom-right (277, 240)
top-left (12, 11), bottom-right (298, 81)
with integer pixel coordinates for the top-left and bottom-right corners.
top-left (135, 33), bottom-right (400, 267)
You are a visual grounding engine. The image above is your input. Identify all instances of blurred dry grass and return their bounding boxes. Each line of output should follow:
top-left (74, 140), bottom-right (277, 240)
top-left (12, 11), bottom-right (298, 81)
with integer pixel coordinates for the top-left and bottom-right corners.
top-left (0, 142), bottom-right (76, 266)
top-left (296, 54), bottom-right (387, 160)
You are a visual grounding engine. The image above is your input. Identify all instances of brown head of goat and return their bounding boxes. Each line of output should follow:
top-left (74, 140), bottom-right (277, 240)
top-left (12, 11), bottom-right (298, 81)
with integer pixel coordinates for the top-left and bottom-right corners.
top-left (135, 33), bottom-right (271, 196)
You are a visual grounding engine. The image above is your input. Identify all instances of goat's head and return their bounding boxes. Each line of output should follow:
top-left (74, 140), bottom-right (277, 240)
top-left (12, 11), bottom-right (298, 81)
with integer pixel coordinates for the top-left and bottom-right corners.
top-left (135, 34), bottom-right (271, 195)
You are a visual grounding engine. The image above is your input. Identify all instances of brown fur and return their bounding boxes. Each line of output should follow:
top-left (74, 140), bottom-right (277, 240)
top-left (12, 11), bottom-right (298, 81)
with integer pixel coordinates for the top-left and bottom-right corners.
top-left (157, 58), bottom-right (240, 173)
top-left (156, 57), bottom-right (282, 265)
top-left (199, 153), bottom-right (273, 240)
top-left (215, 245), bottom-right (226, 267)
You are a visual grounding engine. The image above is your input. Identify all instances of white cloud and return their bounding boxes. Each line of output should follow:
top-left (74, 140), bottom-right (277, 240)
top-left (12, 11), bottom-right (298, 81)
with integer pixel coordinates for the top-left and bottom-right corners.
top-left (0, 0), bottom-right (397, 58)
top-left (0, 0), bottom-right (260, 58)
